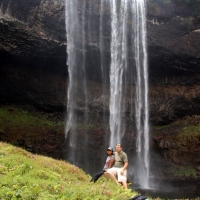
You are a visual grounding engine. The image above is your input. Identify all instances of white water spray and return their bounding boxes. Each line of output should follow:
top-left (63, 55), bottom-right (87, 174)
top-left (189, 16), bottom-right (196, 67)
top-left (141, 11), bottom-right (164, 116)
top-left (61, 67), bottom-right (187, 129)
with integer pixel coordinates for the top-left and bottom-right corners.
top-left (65, 0), bottom-right (149, 188)
top-left (133, 0), bottom-right (149, 188)
top-left (65, 0), bottom-right (79, 137)
top-left (109, 0), bottom-right (149, 188)
top-left (109, 0), bottom-right (128, 147)
top-left (65, 0), bottom-right (88, 139)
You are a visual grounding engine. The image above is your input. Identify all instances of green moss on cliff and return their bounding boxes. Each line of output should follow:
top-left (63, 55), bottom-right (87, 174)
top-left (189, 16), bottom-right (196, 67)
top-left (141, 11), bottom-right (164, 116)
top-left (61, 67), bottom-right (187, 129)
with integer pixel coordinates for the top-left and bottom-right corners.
top-left (0, 106), bottom-right (63, 129)
top-left (172, 166), bottom-right (197, 178)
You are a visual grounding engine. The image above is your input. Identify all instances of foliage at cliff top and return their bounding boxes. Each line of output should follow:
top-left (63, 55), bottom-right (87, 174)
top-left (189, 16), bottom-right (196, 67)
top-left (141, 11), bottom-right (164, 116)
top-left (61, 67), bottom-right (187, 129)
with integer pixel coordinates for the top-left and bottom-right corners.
top-left (0, 142), bottom-right (139, 200)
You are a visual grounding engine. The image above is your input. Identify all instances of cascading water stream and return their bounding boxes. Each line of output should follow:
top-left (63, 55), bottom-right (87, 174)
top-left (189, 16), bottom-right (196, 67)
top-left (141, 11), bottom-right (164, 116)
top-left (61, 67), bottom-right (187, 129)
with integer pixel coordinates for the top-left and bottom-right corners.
top-left (65, 0), bottom-right (79, 138)
top-left (65, 0), bottom-right (89, 167)
top-left (109, 0), bottom-right (128, 147)
top-left (65, 0), bottom-right (149, 189)
top-left (132, 0), bottom-right (149, 188)
top-left (109, 0), bottom-right (149, 188)
top-left (65, 0), bottom-right (88, 137)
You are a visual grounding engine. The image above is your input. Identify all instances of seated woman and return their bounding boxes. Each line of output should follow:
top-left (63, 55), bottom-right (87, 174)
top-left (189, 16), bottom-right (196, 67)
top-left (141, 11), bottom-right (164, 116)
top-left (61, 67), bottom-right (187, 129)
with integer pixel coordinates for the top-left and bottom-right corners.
top-left (90, 147), bottom-right (115, 183)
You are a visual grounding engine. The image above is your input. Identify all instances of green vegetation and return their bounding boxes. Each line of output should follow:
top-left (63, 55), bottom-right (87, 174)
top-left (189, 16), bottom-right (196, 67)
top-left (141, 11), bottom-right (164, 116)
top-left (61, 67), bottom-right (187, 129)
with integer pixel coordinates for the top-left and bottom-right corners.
top-left (1, 106), bottom-right (200, 199)
top-left (0, 142), bottom-right (137, 200)
top-left (153, 115), bottom-right (200, 136)
top-left (0, 106), bottom-right (64, 142)
top-left (153, 116), bottom-right (200, 151)
top-left (0, 106), bottom-right (64, 131)
top-left (181, 126), bottom-right (200, 136)
top-left (163, 0), bottom-right (171, 4)
top-left (71, 123), bottom-right (101, 131)
top-left (172, 166), bottom-right (197, 178)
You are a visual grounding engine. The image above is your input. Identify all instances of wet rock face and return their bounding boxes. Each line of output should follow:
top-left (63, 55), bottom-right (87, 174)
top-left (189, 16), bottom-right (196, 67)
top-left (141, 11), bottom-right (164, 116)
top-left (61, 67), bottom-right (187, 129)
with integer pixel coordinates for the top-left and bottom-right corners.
top-left (0, 0), bottom-right (66, 67)
top-left (147, 1), bottom-right (200, 81)
top-left (0, 0), bottom-right (200, 123)
top-left (0, 0), bottom-right (66, 41)
top-left (0, 0), bottom-right (200, 77)
top-left (0, 0), bottom-right (67, 111)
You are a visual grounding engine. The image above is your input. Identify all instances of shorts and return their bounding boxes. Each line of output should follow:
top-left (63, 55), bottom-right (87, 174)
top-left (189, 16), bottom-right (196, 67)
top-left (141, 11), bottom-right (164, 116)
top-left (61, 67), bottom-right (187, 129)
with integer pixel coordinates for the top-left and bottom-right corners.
top-left (107, 167), bottom-right (127, 182)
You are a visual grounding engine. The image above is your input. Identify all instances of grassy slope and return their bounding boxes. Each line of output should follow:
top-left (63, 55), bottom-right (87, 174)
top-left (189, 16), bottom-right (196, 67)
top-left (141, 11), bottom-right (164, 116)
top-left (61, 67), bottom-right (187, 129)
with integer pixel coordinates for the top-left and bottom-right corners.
top-left (1, 106), bottom-right (200, 199)
top-left (0, 142), bottom-right (138, 200)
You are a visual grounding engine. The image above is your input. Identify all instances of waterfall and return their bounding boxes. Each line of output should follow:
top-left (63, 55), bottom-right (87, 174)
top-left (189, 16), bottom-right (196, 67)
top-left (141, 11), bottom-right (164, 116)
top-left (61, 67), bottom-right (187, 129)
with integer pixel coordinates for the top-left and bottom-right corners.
top-left (65, 0), bottom-right (149, 188)
top-left (65, 0), bottom-right (88, 166)
top-left (109, 0), bottom-right (149, 188)
top-left (65, 0), bottom-right (79, 138)
top-left (65, 0), bottom-right (88, 137)
top-left (109, 0), bottom-right (128, 147)
top-left (132, 0), bottom-right (149, 189)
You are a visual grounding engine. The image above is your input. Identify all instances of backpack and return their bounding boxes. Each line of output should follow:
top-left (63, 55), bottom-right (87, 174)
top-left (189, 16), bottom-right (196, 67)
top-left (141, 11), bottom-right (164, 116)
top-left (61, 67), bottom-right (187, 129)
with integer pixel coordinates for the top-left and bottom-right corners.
top-left (129, 194), bottom-right (148, 200)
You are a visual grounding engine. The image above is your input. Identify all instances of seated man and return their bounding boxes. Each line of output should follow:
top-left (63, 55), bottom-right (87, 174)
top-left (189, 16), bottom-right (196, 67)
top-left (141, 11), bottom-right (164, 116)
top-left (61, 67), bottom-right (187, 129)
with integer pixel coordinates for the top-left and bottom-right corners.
top-left (106, 143), bottom-right (128, 189)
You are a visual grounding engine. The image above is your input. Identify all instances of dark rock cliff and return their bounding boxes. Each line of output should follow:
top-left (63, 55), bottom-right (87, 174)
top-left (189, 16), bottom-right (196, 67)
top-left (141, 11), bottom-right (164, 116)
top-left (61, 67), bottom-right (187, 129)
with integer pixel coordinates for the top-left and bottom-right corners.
top-left (0, 0), bottom-right (200, 124)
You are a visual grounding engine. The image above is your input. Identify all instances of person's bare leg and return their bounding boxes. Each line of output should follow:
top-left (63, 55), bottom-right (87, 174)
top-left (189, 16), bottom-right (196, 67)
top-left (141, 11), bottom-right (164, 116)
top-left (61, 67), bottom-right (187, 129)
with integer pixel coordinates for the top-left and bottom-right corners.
top-left (107, 173), bottom-right (120, 186)
top-left (122, 181), bottom-right (128, 189)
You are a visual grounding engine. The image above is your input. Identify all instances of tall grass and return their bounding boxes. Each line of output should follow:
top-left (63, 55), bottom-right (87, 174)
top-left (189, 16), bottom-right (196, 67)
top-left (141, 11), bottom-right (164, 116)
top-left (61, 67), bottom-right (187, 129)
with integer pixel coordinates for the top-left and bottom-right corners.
top-left (0, 142), bottom-right (137, 200)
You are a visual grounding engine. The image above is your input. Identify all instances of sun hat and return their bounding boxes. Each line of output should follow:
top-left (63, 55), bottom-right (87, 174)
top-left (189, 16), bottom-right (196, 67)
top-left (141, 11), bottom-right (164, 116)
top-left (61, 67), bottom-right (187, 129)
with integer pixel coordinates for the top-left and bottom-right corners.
top-left (107, 147), bottom-right (113, 151)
